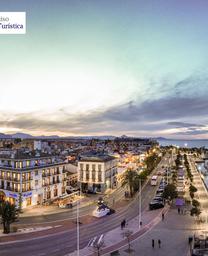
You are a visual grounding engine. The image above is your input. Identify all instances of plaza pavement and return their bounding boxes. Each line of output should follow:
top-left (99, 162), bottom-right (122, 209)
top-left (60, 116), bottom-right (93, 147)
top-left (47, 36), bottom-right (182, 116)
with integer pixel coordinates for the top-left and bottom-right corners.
top-left (114, 207), bottom-right (196, 256)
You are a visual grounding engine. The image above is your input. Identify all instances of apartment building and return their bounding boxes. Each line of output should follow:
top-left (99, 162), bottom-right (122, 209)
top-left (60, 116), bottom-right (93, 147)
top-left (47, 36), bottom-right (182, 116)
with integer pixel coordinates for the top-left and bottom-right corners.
top-left (78, 154), bottom-right (118, 193)
top-left (0, 151), bottom-right (68, 208)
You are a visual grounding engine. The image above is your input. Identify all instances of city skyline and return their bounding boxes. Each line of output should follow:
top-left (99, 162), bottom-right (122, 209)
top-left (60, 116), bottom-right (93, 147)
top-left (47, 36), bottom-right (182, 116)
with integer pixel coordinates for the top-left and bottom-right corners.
top-left (1, 1), bottom-right (208, 138)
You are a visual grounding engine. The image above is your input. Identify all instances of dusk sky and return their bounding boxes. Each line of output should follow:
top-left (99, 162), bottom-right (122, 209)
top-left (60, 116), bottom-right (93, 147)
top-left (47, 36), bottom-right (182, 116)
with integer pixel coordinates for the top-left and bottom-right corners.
top-left (1, 0), bottom-right (208, 138)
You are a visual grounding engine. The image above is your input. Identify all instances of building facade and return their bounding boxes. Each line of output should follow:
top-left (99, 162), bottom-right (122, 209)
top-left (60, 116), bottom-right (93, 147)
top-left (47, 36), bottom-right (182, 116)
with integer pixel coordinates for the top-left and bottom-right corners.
top-left (78, 154), bottom-right (118, 193)
top-left (0, 153), bottom-right (68, 208)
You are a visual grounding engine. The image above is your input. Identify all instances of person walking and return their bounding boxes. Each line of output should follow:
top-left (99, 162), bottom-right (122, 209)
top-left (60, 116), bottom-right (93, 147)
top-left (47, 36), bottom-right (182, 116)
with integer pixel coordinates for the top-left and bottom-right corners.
top-left (162, 212), bottom-right (164, 221)
top-left (123, 219), bottom-right (126, 228)
top-left (178, 208), bottom-right (180, 214)
top-left (152, 239), bottom-right (155, 248)
top-left (158, 239), bottom-right (161, 248)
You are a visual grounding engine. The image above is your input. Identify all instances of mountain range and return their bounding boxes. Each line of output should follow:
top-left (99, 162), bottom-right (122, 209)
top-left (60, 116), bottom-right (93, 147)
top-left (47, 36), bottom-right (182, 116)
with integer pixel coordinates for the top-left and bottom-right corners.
top-left (0, 132), bottom-right (116, 140)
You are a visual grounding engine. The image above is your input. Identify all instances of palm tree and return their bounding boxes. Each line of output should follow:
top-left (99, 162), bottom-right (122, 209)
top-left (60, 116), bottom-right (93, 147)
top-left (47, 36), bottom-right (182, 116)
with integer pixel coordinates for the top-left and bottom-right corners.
top-left (0, 201), bottom-right (18, 233)
top-left (121, 169), bottom-right (138, 197)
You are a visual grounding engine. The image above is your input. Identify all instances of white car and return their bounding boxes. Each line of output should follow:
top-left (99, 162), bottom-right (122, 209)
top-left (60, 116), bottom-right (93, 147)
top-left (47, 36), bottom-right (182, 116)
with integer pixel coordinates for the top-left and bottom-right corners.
top-left (92, 205), bottom-right (110, 218)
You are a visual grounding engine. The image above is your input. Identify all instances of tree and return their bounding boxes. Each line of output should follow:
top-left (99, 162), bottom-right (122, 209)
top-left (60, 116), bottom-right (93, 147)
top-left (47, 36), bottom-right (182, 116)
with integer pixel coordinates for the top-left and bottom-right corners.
top-left (192, 199), bottom-right (200, 208)
top-left (144, 153), bottom-right (161, 174)
top-left (0, 201), bottom-right (18, 234)
top-left (163, 184), bottom-right (178, 200)
top-left (18, 193), bottom-right (23, 213)
top-left (123, 230), bottom-right (133, 253)
top-left (190, 207), bottom-right (201, 217)
top-left (189, 184), bottom-right (197, 194)
top-left (121, 169), bottom-right (138, 197)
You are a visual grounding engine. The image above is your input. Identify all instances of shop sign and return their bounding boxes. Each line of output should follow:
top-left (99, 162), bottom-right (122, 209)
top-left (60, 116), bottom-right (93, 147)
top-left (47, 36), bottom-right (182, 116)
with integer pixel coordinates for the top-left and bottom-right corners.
top-left (8, 192), bottom-right (18, 198)
top-left (23, 192), bottom-right (32, 198)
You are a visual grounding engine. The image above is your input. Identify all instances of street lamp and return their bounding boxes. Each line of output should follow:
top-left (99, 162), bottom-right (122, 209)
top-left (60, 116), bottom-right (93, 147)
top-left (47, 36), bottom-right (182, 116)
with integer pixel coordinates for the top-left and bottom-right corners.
top-left (138, 179), bottom-right (142, 229)
top-left (77, 181), bottom-right (82, 256)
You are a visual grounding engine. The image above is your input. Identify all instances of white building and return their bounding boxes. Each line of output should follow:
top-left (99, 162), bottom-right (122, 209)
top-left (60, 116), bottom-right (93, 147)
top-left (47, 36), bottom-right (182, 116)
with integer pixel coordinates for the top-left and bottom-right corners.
top-left (0, 152), bottom-right (68, 208)
top-left (78, 154), bottom-right (118, 193)
top-left (34, 141), bottom-right (42, 151)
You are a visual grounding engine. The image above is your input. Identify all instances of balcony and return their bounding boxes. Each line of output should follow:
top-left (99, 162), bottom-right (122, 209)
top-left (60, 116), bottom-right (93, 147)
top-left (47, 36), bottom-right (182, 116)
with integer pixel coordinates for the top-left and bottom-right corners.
top-left (22, 177), bottom-right (32, 182)
top-left (22, 188), bottom-right (31, 192)
top-left (5, 177), bottom-right (12, 181)
top-left (52, 179), bottom-right (61, 184)
top-left (13, 188), bottom-right (20, 192)
top-left (42, 173), bottom-right (51, 177)
top-left (12, 178), bottom-right (20, 182)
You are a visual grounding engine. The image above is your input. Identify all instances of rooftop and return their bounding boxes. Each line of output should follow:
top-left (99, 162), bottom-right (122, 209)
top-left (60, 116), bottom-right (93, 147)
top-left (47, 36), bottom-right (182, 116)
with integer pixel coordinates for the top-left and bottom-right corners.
top-left (79, 153), bottom-right (116, 163)
top-left (0, 150), bottom-right (60, 160)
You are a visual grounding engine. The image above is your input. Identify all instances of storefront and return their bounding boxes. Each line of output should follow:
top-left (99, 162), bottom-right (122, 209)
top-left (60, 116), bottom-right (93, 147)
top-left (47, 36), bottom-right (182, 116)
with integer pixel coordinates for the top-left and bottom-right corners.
top-left (0, 191), bottom-right (6, 202)
top-left (22, 191), bottom-right (32, 208)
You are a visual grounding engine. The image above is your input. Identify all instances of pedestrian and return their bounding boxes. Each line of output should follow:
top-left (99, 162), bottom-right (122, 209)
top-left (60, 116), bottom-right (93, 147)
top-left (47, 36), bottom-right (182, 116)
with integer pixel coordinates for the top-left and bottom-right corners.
top-left (152, 239), bottom-right (155, 248)
top-left (162, 212), bottom-right (164, 221)
top-left (123, 219), bottom-right (126, 228)
top-left (158, 239), bottom-right (161, 248)
top-left (178, 208), bottom-right (180, 214)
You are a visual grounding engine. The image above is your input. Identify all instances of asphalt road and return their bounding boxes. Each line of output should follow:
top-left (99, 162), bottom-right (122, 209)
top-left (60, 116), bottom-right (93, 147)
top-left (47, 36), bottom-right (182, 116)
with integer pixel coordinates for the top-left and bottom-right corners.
top-left (0, 155), bottom-right (172, 256)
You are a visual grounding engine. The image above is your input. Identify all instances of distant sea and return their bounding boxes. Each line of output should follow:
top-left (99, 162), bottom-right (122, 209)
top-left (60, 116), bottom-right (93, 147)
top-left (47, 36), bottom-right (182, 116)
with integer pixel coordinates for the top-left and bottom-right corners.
top-left (158, 139), bottom-right (208, 149)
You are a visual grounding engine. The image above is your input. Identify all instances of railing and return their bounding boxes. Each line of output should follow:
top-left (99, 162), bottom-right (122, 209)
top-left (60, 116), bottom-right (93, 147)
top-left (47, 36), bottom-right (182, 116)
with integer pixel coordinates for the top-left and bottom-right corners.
top-left (22, 177), bottom-right (32, 182)
top-left (22, 188), bottom-right (32, 192)
top-left (12, 178), bottom-right (20, 182)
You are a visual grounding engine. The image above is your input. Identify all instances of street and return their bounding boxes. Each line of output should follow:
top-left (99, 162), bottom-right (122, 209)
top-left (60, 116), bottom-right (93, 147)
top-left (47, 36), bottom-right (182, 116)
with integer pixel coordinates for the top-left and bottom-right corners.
top-left (0, 155), bottom-right (171, 256)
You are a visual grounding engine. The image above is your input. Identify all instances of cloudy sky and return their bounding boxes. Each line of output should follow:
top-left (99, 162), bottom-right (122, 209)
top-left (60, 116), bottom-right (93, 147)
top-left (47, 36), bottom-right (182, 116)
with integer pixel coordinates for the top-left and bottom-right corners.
top-left (1, 0), bottom-right (208, 138)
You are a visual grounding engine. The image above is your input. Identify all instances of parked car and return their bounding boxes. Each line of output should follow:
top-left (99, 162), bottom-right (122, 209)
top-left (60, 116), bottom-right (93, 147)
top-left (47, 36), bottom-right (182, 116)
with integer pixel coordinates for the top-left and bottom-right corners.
top-left (157, 188), bottom-right (164, 193)
top-left (149, 201), bottom-right (164, 210)
top-left (153, 196), bottom-right (164, 202)
top-left (66, 186), bottom-right (79, 194)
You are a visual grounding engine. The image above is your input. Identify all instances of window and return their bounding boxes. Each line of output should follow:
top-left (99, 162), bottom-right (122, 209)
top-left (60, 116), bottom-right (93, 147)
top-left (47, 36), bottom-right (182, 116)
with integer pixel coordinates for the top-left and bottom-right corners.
top-left (46, 191), bottom-right (51, 199)
top-left (80, 163), bottom-right (84, 171)
top-left (86, 164), bottom-right (89, 171)
top-left (35, 180), bottom-right (39, 186)
top-left (98, 164), bottom-right (102, 172)
top-left (35, 170), bottom-right (39, 176)
top-left (26, 197), bottom-right (32, 206)
top-left (54, 188), bottom-right (58, 197)
top-left (98, 171), bottom-right (102, 182)
top-left (86, 170), bottom-right (89, 180)
top-left (92, 170), bottom-right (96, 182)
top-left (80, 170), bottom-right (83, 180)
top-left (22, 173), bottom-right (26, 181)
top-left (92, 164), bottom-right (96, 171)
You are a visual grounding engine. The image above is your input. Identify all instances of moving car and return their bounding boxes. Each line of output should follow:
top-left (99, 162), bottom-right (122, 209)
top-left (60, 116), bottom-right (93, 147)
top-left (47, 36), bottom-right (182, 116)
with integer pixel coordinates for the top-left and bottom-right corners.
top-left (92, 204), bottom-right (110, 218)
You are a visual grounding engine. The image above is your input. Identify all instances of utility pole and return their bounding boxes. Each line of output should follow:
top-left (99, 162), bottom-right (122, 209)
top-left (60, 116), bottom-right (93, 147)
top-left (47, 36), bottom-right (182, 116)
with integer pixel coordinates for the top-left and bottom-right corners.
top-left (139, 179), bottom-right (142, 229)
top-left (77, 181), bottom-right (81, 256)
top-left (77, 198), bottom-right (80, 256)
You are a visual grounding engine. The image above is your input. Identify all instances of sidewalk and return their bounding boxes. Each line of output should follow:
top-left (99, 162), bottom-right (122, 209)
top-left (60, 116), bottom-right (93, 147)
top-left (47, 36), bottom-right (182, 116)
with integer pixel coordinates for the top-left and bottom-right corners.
top-left (189, 156), bottom-right (208, 225)
top-left (67, 206), bottom-right (169, 256)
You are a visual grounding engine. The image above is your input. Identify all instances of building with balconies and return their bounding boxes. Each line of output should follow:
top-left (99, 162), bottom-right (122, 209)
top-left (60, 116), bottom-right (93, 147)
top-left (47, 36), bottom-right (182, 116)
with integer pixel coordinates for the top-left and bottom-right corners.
top-left (0, 151), bottom-right (69, 208)
top-left (78, 153), bottom-right (118, 193)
